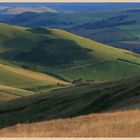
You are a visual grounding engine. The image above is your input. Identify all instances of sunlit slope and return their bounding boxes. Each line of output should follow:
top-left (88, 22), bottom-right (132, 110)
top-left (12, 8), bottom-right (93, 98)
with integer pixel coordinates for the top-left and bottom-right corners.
top-left (0, 63), bottom-right (68, 89)
top-left (51, 29), bottom-right (140, 62)
top-left (0, 85), bottom-right (35, 102)
top-left (0, 23), bottom-right (140, 82)
top-left (0, 92), bottom-right (18, 102)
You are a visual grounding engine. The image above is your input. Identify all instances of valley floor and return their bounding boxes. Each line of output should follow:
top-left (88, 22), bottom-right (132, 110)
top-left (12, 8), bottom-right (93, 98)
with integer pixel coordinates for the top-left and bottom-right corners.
top-left (0, 109), bottom-right (140, 137)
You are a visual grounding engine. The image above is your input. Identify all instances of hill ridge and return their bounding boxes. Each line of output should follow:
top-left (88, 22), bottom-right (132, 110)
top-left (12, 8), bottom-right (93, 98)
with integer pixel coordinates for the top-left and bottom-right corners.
top-left (0, 23), bottom-right (140, 82)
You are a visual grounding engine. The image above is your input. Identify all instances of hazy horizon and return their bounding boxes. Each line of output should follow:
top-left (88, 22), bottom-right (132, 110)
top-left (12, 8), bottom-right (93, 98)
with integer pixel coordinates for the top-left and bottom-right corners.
top-left (1, 2), bottom-right (140, 12)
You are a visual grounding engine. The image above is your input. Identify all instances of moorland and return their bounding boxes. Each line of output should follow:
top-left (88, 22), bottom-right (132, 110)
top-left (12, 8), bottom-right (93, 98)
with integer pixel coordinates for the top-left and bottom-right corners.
top-left (0, 3), bottom-right (140, 137)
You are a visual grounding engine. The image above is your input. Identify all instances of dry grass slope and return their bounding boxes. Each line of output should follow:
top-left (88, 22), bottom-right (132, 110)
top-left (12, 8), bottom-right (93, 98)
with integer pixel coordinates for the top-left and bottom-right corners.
top-left (0, 91), bottom-right (19, 102)
top-left (0, 110), bottom-right (139, 137)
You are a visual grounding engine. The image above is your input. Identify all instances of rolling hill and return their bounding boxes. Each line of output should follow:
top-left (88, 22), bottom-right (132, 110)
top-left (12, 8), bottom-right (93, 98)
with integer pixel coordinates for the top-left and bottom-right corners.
top-left (0, 3), bottom-right (140, 137)
top-left (0, 61), bottom-right (69, 102)
top-left (0, 23), bottom-right (140, 82)
top-left (0, 76), bottom-right (139, 128)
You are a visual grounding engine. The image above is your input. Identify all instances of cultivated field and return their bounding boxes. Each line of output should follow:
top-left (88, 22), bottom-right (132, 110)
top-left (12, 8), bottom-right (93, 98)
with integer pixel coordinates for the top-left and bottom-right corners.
top-left (0, 110), bottom-right (139, 137)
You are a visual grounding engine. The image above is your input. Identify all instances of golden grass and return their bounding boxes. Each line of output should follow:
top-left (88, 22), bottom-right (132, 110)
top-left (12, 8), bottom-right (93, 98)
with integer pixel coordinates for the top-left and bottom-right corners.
top-left (0, 91), bottom-right (19, 102)
top-left (0, 84), bottom-right (35, 97)
top-left (0, 110), bottom-right (140, 137)
top-left (0, 84), bottom-right (31, 92)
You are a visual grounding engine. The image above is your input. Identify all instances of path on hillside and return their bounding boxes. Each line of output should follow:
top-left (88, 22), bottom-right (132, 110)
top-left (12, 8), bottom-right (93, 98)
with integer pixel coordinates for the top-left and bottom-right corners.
top-left (56, 58), bottom-right (140, 73)
top-left (56, 60), bottom-right (112, 72)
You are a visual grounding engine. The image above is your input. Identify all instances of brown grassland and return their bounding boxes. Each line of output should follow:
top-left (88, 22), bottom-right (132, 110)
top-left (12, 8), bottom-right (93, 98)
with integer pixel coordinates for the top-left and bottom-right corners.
top-left (0, 109), bottom-right (139, 137)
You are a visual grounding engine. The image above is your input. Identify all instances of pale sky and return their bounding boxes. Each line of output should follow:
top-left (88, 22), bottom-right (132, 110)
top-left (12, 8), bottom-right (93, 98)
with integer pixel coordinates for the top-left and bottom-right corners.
top-left (0, 0), bottom-right (140, 2)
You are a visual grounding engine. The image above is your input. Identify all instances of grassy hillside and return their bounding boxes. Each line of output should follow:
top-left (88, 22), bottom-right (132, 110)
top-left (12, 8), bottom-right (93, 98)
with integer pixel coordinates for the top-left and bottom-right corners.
top-left (0, 110), bottom-right (139, 137)
top-left (0, 76), bottom-right (139, 128)
top-left (0, 23), bottom-right (140, 82)
top-left (0, 62), bottom-right (68, 101)
top-left (50, 29), bottom-right (140, 81)
top-left (0, 63), bottom-right (68, 89)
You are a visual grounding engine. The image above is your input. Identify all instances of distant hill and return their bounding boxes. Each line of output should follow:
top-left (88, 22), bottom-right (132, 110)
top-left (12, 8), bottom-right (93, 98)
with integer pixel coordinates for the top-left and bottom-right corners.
top-left (0, 5), bottom-right (9, 10)
top-left (1, 9), bottom-right (140, 54)
top-left (0, 6), bottom-right (57, 15)
top-left (1, 3), bottom-right (140, 12)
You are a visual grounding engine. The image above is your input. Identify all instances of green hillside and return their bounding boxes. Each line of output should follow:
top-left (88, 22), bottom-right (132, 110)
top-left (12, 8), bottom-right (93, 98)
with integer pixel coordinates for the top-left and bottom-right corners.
top-left (51, 29), bottom-right (140, 78)
top-left (0, 23), bottom-right (140, 82)
top-left (0, 76), bottom-right (139, 128)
